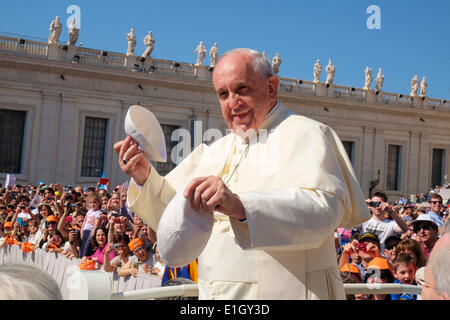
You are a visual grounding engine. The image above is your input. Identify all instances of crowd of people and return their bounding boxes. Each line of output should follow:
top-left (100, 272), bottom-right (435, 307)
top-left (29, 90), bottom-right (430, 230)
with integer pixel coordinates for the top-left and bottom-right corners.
top-left (336, 186), bottom-right (450, 300)
top-left (0, 181), bottom-right (449, 299)
top-left (0, 182), bottom-right (197, 287)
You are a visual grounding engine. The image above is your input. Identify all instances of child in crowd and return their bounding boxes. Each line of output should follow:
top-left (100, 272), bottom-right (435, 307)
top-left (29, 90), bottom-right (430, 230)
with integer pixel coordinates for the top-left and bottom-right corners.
top-left (25, 220), bottom-right (40, 247)
top-left (359, 257), bottom-right (395, 300)
top-left (79, 193), bottom-right (102, 257)
top-left (151, 243), bottom-right (166, 280)
top-left (42, 230), bottom-right (66, 253)
top-left (391, 253), bottom-right (417, 300)
top-left (395, 239), bottom-right (427, 268)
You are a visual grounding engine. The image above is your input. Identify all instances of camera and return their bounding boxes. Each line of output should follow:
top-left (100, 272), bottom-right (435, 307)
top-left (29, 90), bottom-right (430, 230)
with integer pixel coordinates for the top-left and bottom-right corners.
top-left (110, 243), bottom-right (118, 250)
top-left (357, 243), bottom-right (368, 252)
top-left (368, 201), bottom-right (382, 208)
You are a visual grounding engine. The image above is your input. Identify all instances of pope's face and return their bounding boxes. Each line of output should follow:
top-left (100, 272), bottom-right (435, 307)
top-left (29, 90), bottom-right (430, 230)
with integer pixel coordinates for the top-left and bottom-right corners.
top-left (213, 52), bottom-right (278, 133)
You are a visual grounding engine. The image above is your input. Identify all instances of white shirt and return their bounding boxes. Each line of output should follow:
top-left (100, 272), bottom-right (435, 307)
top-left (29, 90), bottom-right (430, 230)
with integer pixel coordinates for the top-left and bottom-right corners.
top-left (359, 217), bottom-right (401, 251)
top-left (82, 209), bottom-right (102, 231)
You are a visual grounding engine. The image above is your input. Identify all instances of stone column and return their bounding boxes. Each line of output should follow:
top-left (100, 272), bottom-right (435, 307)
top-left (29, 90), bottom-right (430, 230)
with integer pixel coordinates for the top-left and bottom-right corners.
top-left (407, 131), bottom-right (422, 195)
top-left (33, 92), bottom-right (60, 183)
top-left (54, 95), bottom-right (78, 184)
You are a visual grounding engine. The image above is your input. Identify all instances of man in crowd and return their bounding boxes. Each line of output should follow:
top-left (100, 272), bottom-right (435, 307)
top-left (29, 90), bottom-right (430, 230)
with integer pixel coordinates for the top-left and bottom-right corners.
top-left (115, 48), bottom-right (369, 299)
top-left (411, 214), bottom-right (439, 260)
top-left (427, 193), bottom-right (444, 230)
top-left (358, 190), bottom-right (408, 252)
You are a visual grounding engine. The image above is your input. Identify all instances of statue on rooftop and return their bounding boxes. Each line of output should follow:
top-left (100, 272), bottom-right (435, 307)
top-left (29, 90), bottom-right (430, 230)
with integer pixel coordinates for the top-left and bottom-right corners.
top-left (272, 53), bottom-right (282, 75)
top-left (67, 18), bottom-right (79, 46)
top-left (410, 75), bottom-right (419, 97)
top-left (375, 68), bottom-right (384, 92)
top-left (313, 59), bottom-right (322, 83)
top-left (363, 66), bottom-right (373, 90)
top-left (48, 16), bottom-right (62, 45)
top-left (209, 42), bottom-right (219, 68)
top-left (325, 58), bottom-right (335, 85)
top-left (420, 76), bottom-right (427, 97)
top-left (194, 41), bottom-right (206, 66)
top-left (141, 31), bottom-right (155, 58)
top-left (126, 28), bottom-right (136, 56)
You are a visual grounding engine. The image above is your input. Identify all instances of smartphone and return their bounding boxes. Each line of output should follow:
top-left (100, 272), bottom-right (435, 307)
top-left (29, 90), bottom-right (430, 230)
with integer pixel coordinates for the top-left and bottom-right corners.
top-left (17, 218), bottom-right (27, 227)
top-left (99, 178), bottom-right (109, 185)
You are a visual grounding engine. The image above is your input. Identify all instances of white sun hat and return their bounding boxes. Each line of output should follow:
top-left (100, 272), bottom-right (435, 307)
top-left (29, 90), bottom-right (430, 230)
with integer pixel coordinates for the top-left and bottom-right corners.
top-left (124, 105), bottom-right (167, 162)
top-left (157, 190), bottom-right (214, 267)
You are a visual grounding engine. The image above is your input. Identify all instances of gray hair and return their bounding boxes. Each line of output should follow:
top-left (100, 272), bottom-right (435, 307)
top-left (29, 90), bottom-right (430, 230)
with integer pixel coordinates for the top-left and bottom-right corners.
top-left (0, 264), bottom-right (63, 300)
top-left (215, 48), bottom-right (274, 79)
top-left (440, 219), bottom-right (450, 236)
top-left (428, 234), bottom-right (450, 295)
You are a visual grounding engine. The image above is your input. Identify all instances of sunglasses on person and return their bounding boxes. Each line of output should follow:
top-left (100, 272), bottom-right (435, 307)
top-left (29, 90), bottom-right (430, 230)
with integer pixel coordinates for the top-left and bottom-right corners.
top-left (431, 201), bottom-right (442, 205)
top-left (413, 223), bottom-right (433, 233)
top-left (385, 243), bottom-right (397, 250)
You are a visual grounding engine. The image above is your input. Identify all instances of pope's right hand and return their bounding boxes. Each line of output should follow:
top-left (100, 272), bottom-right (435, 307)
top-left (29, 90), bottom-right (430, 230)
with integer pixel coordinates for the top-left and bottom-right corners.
top-left (114, 136), bottom-right (150, 186)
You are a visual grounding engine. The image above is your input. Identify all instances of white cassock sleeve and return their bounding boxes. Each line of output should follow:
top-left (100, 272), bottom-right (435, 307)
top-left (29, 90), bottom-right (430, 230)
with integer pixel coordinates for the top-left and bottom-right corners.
top-left (232, 187), bottom-right (346, 251)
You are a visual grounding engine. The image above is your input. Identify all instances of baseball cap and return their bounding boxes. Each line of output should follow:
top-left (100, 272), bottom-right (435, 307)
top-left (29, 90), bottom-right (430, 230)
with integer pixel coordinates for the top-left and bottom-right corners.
top-left (46, 215), bottom-right (59, 223)
top-left (384, 236), bottom-right (402, 250)
top-left (128, 238), bottom-right (145, 252)
top-left (358, 232), bottom-right (380, 244)
top-left (367, 257), bottom-right (393, 273)
top-left (340, 263), bottom-right (361, 276)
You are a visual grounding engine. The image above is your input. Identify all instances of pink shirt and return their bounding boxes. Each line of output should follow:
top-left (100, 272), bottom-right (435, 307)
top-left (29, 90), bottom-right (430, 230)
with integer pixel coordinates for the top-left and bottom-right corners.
top-left (89, 244), bottom-right (116, 265)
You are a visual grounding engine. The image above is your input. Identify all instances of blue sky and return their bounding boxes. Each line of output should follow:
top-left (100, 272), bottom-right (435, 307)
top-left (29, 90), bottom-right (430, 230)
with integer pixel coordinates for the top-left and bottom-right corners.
top-left (0, 0), bottom-right (448, 99)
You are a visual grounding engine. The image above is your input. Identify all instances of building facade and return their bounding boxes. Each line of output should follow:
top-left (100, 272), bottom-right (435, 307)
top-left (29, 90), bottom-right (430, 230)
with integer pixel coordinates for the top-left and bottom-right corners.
top-left (0, 34), bottom-right (449, 201)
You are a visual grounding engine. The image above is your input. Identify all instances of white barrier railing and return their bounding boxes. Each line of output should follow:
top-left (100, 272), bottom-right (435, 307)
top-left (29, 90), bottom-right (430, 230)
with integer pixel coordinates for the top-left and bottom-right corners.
top-left (343, 283), bottom-right (422, 295)
top-left (0, 245), bottom-right (424, 300)
top-left (0, 244), bottom-right (161, 299)
top-left (111, 284), bottom-right (199, 300)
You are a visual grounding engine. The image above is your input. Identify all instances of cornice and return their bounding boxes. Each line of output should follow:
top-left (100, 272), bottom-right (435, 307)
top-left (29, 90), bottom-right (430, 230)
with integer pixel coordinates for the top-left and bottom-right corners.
top-left (0, 54), bottom-right (215, 93)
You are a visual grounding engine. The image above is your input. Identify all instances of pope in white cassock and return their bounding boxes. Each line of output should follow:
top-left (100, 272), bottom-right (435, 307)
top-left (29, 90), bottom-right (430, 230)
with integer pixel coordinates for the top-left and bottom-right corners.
top-left (114, 48), bottom-right (370, 299)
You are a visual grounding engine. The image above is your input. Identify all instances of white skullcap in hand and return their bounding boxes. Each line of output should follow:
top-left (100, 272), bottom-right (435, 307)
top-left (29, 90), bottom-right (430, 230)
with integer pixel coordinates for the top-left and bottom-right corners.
top-left (157, 190), bottom-right (214, 267)
top-left (124, 105), bottom-right (167, 162)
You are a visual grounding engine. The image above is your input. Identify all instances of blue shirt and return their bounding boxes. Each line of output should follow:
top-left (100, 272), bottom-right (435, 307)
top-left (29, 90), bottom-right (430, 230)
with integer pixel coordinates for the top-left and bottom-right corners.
top-left (391, 279), bottom-right (417, 300)
top-left (427, 211), bottom-right (444, 228)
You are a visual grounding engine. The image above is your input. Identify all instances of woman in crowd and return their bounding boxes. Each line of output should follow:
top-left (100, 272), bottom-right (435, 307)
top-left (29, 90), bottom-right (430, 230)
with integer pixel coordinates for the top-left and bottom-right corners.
top-left (395, 238), bottom-right (427, 268)
top-left (124, 237), bottom-right (155, 275)
top-left (38, 215), bottom-right (59, 248)
top-left (103, 233), bottom-right (133, 275)
top-left (80, 226), bottom-right (115, 270)
top-left (42, 229), bottom-right (66, 253)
